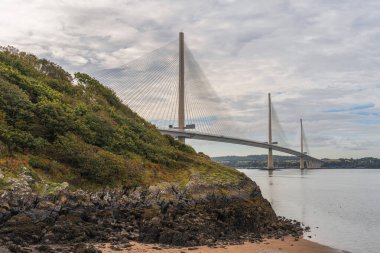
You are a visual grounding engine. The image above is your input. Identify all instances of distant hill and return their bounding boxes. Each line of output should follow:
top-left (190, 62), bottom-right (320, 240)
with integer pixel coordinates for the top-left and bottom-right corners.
top-left (0, 46), bottom-right (243, 191)
top-left (320, 157), bottom-right (380, 168)
top-left (213, 155), bottom-right (380, 168)
top-left (212, 155), bottom-right (299, 168)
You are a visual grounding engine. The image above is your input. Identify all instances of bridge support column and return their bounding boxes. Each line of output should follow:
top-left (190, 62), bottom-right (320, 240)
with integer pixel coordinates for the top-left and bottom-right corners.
top-left (178, 32), bottom-right (185, 143)
top-left (300, 158), bottom-right (305, 169)
top-left (267, 93), bottom-right (274, 170)
top-left (268, 148), bottom-right (273, 170)
top-left (300, 118), bottom-right (304, 169)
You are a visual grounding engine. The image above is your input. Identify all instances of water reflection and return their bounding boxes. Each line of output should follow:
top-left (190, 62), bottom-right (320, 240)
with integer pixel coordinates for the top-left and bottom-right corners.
top-left (240, 168), bottom-right (380, 253)
top-left (267, 170), bottom-right (273, 205)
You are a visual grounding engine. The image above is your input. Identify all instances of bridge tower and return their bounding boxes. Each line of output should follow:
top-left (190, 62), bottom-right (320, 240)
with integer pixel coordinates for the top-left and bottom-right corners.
top-left (300, 118), bottom-right (305, 169)
top-left (267, 93), bottom-right (274, 170)
top-left (178, 32), bottom-right (185, 143)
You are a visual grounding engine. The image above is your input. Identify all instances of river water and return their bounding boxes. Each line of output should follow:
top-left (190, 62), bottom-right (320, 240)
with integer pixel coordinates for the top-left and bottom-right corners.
top-left (239, 168), bottom-right (380, 253)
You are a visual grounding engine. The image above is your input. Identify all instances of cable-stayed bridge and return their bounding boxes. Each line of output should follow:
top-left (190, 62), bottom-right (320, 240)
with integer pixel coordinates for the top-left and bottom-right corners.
top-left (92, 33), bottom-right (322, 169)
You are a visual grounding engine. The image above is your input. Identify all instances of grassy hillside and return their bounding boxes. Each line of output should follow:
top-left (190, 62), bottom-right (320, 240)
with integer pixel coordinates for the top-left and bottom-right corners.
top-left (0, 46), bottom-right (244, 191)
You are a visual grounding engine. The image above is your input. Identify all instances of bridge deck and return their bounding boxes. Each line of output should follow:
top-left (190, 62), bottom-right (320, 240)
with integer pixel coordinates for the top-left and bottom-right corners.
top-left (159, 129), bottom-right (322, 162)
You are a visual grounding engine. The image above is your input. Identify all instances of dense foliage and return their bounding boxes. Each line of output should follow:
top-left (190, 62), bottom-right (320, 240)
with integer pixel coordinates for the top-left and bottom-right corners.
top-left (0, 46), bottom-right (241, 189)
top-left (320, 157), bottom-right (380, 168)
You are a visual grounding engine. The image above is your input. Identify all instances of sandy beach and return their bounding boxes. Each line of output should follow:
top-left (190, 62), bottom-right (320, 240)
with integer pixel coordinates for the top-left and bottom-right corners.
top-left (96, 237), bottom-right (346, 253)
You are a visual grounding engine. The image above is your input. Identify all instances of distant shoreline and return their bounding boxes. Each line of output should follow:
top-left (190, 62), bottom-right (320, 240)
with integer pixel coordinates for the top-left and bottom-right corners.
top-left (236, 167), bottom-right (380, 170)
top-left (212, 155), bottom-right (380, 169)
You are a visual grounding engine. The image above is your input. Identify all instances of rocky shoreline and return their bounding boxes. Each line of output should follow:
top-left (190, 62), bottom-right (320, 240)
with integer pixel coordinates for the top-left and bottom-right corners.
top-left (0, 169), bottom-right (304, 253)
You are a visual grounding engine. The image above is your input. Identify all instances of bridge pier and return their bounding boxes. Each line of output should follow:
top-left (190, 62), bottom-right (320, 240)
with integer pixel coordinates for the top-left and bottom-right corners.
top-left (305, 160), bottom-right (322, 169)
top-left (268, 148), bottom-right (273, 170)
top-left (178, 32), bottom-right (185, 143)
top-left (267, 93), bottom-right (274, 170)
top-left (300, 118), bottom-right (305, 170)
top-left (300, 158), bottom-right (305, 169)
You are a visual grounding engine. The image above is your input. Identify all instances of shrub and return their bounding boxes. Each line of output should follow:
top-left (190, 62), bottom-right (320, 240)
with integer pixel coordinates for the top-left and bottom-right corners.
top-left (52, 134), bottom-right (140, 186)
top-left (29, 157), bottom-right (50, 171)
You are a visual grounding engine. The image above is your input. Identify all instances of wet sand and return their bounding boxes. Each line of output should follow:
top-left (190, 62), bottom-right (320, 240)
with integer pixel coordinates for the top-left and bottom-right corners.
top-left (97, 237), bottom-right (346, 253)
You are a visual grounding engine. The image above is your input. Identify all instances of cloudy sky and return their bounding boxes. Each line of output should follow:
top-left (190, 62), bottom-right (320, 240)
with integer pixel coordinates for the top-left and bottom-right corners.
top-left (1, 0), bottom-right (380, 158)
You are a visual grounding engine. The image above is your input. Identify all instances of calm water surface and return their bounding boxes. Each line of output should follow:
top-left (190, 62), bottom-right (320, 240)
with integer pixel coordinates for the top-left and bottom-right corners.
top-left (239, 168), bottom-right (380, 253)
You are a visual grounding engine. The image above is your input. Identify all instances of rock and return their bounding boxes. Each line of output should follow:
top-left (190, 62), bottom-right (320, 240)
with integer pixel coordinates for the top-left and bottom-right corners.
top-left (0, 183), bottom-right (303, 248)
top-left (35, 245), bottom-right (54, 252)
top-left (74, 243), bottom-right (87, 253)
top-left (122, 243), bottom-right (132, 248)
top-left (110, 245), bottom-right (122, 251)
top-left (150, 216), bottom-right (161, 226)
top-left (56, 182), bottom-right (69, 191)
top-left (74, 243), bottom-right (101, 253)
top-left (7, 243), bottom-right (27, 253)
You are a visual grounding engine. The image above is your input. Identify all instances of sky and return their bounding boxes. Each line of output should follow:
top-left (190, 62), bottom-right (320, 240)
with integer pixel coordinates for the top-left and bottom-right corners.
top-left (0, 0), bottom-right (380, 159)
